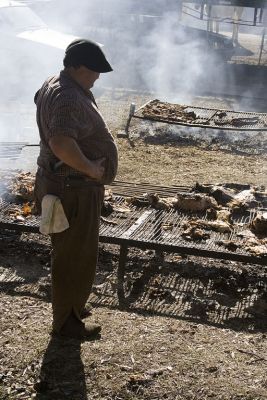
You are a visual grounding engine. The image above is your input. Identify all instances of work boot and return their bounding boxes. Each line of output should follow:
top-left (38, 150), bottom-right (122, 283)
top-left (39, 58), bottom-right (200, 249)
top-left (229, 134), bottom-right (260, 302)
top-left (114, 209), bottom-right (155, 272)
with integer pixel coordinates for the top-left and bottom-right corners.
top-left (80, 302), bottom-right (93, 319)
top-left (58, 313), bottom-right (101, 340)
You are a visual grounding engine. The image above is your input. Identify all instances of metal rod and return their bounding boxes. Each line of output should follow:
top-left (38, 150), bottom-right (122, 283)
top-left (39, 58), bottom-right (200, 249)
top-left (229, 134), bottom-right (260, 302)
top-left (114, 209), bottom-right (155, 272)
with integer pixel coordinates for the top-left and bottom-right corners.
top-left (254, 7), bottom-right (258, 25)
top-left (125, 103), bottom-right (136, 135)
top-left (260, 7), bottom-right (264, 23)
top-left (200, 2), bottom-right (204, 19)
top-left (136, 101), bottom-right (267, 116)
top-left (258, 28), bottom-right (266, 65)
top-left (117, 244), bottom-right (128, 306)
top-left (132, 114), bottom-right (267, 132)
top-left (117, 103), bottom-right (136, 138)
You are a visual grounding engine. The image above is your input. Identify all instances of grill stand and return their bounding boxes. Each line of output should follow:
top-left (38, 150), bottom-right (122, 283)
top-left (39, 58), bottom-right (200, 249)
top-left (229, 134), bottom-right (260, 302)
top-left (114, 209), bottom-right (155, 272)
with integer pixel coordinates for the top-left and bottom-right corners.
top-left (117, 210), bottom-right (165, 308)
top-left (1, 182), bottom-right (267, 307)
top-left (109, 238), bottom-right (267, 308)
top-left (117, 103), bottom-right (136, 138)
top-left (128, 100), bottom-right (267, 133)
top-left (117, 244), bottom-right (128, 306)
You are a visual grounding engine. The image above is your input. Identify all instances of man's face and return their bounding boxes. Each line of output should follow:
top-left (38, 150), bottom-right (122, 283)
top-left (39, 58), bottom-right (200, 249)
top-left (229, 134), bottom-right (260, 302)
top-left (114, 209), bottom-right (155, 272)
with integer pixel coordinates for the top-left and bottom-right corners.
top-left (82, 67), bottom-right (100, 89)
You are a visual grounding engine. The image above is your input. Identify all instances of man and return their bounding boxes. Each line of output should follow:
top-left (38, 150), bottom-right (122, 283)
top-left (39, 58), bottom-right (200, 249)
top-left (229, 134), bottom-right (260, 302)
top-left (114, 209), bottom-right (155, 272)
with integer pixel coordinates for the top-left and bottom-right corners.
top-left (34, 38), bottom-right (118, 339)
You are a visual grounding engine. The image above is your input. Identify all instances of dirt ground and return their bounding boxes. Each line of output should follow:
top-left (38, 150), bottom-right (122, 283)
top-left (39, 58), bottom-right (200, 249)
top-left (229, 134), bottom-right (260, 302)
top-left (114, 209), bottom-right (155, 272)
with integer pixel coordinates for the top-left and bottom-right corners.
top-left (1, 35), bottom-right (267, 399)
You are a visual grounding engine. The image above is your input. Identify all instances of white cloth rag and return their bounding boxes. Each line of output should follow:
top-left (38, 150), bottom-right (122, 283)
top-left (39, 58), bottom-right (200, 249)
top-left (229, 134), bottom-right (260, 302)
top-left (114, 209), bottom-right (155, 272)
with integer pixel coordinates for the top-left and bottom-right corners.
top-left (39, 194), bottom-right (69, 235)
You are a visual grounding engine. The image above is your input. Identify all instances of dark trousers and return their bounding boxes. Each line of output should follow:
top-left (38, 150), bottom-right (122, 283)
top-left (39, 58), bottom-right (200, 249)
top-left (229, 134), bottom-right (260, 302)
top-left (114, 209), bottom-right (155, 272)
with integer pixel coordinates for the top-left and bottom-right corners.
top-left (34, 170), bottom-right (104, 331)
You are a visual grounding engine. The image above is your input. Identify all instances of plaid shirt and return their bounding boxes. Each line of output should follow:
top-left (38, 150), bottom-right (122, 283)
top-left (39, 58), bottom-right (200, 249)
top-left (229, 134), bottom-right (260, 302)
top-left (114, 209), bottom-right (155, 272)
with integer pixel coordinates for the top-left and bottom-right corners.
top-left (35, 70), bottom-right (118, 184)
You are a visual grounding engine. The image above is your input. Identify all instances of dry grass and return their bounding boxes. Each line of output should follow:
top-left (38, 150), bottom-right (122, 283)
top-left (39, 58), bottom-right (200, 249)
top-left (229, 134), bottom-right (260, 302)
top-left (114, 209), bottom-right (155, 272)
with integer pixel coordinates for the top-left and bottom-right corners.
top-left (0, 233), bottom-right (266, 400)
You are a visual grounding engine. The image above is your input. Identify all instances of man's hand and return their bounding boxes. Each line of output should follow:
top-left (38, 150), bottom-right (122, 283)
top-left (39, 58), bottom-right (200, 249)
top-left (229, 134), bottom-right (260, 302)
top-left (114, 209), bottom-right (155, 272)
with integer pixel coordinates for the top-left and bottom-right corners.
top-left (88, 157), bottom-right (106, 180)
top-left (49, 136), bottom-right (106, 181)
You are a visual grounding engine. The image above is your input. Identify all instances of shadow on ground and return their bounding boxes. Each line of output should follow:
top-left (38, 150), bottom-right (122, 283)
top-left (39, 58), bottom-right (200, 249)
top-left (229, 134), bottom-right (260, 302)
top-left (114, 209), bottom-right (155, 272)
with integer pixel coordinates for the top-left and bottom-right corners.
top-left (35, 336), bottom-right (88, 400)
top-left (1, 232), bottom-right (266, 334)
top-left (93, 246), bottom-right (267, 333)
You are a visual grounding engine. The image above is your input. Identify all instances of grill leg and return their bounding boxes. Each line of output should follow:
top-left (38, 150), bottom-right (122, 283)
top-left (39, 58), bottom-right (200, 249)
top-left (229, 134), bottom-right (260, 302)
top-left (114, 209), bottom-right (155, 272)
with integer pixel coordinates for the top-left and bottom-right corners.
top-left (117, 244), bottom-right (128, 307)
top-left (155, 250), bottom-right (164, 263)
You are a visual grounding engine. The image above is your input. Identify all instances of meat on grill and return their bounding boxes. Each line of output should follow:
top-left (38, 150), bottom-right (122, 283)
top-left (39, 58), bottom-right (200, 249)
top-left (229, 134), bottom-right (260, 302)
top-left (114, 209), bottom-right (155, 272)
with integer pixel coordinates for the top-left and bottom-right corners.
top-left (250, 212), bottom-right (267, 236)
top-left (195, 183), bottom-right (263, 209)
top-left (209, 186), bottom-right (235, 206)
top-left (228, 189), bottom-right (261, 210)
top-left (127, 192), bottom-right (218, 212)
top-left (142, 100), bottom-right (198, 123)
top-left (207, 208), bottom-right (232, 223)
top-left (214, 116), bottom-right (260, 127)
top-left (182, 226), bottom-right (210, 241)
top-left (145, 193), bottom-right (178, 210)
top-left (183, 218), bottom-right (232, 234)
top-left (3, 171), bottom-right (35, 203)
top-left (244, 238), bottom-right (267, 256)
top-left (215, 240), bottom-right (239, 252)
top-left (175, 193), bottom-right (218, 212)
top-left (4, 203), bottom-right (33, 222)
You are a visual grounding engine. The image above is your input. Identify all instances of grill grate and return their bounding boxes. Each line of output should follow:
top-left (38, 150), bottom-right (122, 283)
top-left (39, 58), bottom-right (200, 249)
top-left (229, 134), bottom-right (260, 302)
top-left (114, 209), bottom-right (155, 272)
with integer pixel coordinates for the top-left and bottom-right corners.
top-left (133, 100), bottom-right (267, 131)
top-left (0, 193), bottom-right (266, 266)
top-left (108, 180), bottom-right (191, 197)
top-left (0, 143), bottom-right (39, 160)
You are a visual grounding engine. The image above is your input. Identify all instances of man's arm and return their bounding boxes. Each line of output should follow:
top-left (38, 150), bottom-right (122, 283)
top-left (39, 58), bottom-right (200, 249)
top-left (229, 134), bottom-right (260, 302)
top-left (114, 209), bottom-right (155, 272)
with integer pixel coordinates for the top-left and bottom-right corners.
top-left (49, 135), bottom-right (105, 181)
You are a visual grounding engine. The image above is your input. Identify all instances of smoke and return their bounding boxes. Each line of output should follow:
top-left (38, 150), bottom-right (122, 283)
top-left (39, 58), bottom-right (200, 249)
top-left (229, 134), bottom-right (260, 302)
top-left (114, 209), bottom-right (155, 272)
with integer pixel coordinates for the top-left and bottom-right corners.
top-left (132, 120), bottom-right (267, 156)
top-left (34, 1), bottom-right (232, 100)
top-left (0, 1), bottom-right (77, 144)
top-left (133, 12), bottom-right (222, 101)
top-left (0, 0), bottom-right (265, 148)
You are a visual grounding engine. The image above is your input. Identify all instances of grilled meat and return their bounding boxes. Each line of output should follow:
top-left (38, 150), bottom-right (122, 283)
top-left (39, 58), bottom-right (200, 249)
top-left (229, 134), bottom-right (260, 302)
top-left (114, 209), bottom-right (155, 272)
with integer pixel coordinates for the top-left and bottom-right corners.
top-left (146, 193), bottom-right (178, 210)
top-left (183, 218), bottom-right (232, 234)
top-left (228, 189), bottom-right (261, 210)
top-left (142, 100), bottom-right (198, 124)
top-left (182, 226), bottom-right (210, 241)
top-left (244, 237), bottom-right (267, 256)
top-left (176, 193), bottom-right (218, 212)
top-left (216, 240), bottom-right (239, 252)
top-left (210, 186), bottom-right (235, 206)
top-left (104, 188), bottom-right (113, 201)
top-left (203, 220), bottom-right (232, 233)
top-left (207, 208), bottom-right (232, 223)
top-left (3, 171), bottom-right (35, 203)
top-left (195, 183), bottom-right (235, 206)
top-left (214, 116), bottom-right (260, 127)
top-left (125, 196), bottom-right (150, 207)
top-left (250, 212), bottom-right (267, 236)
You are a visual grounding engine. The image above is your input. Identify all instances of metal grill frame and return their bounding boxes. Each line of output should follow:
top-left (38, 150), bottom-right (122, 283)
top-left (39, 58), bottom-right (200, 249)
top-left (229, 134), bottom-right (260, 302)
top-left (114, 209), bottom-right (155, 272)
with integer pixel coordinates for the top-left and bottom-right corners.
top-left (1, 183), bottom-right (266, 305)
top-left (133, 100), bottom-right (267, 131)
top-left (0, 191), bottom-right (266, 265)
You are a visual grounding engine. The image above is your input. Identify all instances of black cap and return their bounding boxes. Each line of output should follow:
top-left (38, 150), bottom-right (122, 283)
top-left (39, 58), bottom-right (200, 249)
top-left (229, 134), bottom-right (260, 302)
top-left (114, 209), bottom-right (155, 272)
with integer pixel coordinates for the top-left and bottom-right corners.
top-left (64, 38), bottom-right (112, 73)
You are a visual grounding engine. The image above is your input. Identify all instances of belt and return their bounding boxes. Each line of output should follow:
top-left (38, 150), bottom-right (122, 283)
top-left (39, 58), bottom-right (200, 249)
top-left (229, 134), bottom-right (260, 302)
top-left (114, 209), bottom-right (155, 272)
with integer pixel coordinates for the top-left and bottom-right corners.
top-left (64, 175), bottom-right (103, 188)
top-left (37, 167), bottom-right (103, 188)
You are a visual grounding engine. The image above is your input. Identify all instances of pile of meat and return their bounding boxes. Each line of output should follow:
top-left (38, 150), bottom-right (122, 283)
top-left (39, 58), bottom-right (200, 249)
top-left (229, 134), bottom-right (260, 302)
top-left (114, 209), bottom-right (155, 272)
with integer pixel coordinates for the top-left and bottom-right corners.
top-left (142, 100), bottom-right (198, 124)
top-left (3, 171), bottom-right (35, 203)
top-left (213, 113), bottom-right (260, 127)
top-left (1, 171), bottom-right (36, 222)
top-left (141, 100), bottom-right (266, 129)
top-left (1, 172), bottom-right (266, 256)
top-left (103, 184), bottom-right (267, 256)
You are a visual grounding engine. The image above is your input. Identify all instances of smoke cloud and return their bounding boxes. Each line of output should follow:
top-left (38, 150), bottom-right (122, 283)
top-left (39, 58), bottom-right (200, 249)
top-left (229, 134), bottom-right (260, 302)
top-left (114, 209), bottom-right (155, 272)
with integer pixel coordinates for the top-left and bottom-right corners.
top-left (34, 0), bottom-right (234, 99)
top-left (0, 0), bottom-right (265, 150)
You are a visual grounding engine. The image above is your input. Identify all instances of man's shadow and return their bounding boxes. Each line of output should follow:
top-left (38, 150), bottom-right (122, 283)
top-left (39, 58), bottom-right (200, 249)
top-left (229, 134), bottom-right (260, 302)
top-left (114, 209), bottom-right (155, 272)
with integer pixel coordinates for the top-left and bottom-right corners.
top-left (35, 335), bottom-right (88, 400)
